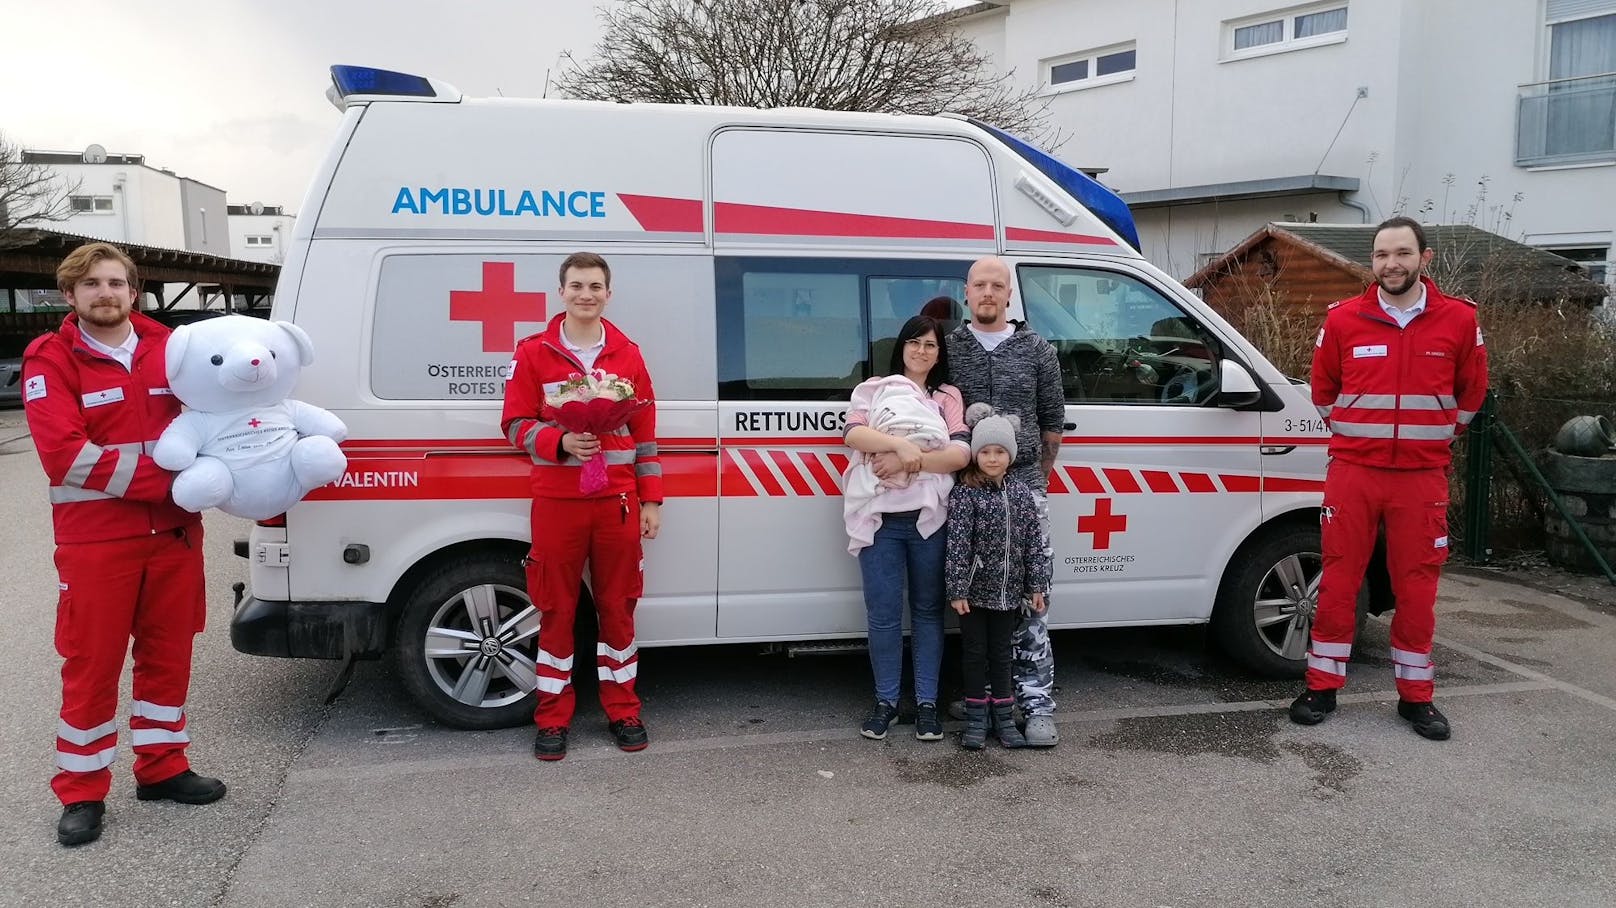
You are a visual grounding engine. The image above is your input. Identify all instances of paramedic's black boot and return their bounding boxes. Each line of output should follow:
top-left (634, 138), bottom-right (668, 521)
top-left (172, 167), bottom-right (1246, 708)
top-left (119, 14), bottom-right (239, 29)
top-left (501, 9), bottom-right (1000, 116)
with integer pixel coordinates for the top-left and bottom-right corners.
top-left (959, 699), bottom-right (990, 750)
top-left (1397, 700), bottom-right (1451, 741)
top-left (57, 801), bottom-right (104, 847)
top-left (136, 770), bottom-right (226, 804)
top-left (534, 726), bottom-right (569, 761)
top-left (991, 698), bottom-right (1026, 749)
top-left (1288, 689), bottom-right (1337, 726)
top-left (610, 716), bottom-right (649, 752)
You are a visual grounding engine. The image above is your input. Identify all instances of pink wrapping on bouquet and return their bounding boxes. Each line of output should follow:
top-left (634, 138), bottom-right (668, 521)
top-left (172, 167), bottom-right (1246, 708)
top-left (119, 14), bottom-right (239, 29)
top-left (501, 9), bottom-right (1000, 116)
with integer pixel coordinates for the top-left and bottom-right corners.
top-left (545, 370), bottom-right (650, 494)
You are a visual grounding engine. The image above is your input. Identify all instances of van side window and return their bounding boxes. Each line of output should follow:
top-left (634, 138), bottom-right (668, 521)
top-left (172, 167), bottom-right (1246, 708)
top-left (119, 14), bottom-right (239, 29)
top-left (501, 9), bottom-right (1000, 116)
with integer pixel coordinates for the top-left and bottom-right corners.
top-left (716, 258), bottom-right (967, 401)
top-left (1017, 265), bottom-right (1223, 406)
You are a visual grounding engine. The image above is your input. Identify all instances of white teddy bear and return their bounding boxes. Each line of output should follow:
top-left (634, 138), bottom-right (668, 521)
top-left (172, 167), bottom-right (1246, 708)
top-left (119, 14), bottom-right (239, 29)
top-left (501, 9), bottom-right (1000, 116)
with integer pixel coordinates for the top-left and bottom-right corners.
top-left (153, 315), bottom-right (349, 521)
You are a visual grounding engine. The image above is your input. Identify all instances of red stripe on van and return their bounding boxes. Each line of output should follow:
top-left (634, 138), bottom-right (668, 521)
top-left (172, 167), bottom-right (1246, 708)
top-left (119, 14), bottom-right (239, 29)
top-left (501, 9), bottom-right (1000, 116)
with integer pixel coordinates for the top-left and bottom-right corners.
top-left (800, 452), bottom-right (843, 496)
top-left (1046, 469), bottom-right (1069, 494)
top-left (1179, 472), bottom-right (1218, 493)
top-left (825, 452), bottom-right (851, 476)
top-left (1102, 469), bottom-right (1142, 494)
top-left (739, 449), bottom-right (787, 497)
top-left (770, 451), bottom-right (817, 496)
top-left (618, 194), bottom-right (704, 233)
top-left (1140, 470), bottom-right (1180, 493)
top-left (1006, 226), bottom-right (1117, 247)
top-left (1219, 474), bottom-right (1261, 492)
top-left (1064, 466), bottom-right (1106, 494)
top-left (1262, 477), bottom-right (1327, 493)
top-left (720, 451), bottom-right (758, 497)
top-left (715, 202), bottom-right (995, 241)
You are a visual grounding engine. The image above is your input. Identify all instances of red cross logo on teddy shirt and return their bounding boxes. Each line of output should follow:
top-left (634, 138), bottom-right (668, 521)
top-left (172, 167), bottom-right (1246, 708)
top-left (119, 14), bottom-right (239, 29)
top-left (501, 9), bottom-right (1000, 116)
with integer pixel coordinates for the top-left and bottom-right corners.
top-left (248, 419), bottom-right (262, 428)
top-left (450, 261), bottom-right (548, 353)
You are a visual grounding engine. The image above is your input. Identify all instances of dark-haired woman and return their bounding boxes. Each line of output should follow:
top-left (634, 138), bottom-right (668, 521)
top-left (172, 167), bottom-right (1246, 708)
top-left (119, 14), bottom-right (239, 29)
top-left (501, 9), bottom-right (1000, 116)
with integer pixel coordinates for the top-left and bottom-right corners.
top-left (842, 314), bottom-right (971, 741)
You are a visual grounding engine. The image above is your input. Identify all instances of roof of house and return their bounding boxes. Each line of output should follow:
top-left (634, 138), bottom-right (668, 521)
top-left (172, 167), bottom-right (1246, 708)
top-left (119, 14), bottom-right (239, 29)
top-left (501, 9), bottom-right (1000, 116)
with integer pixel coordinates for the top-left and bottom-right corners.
top-left (1187, 222), bottom-right (1608, 304)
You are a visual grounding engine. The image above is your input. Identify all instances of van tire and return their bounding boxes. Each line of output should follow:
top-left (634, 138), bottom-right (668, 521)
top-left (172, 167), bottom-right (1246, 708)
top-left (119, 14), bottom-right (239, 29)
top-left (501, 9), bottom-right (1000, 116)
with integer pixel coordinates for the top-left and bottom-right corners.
top-left (1212, 523), bottom-right (1368, 678)
top-left (394, 552), bottom-right (540, 730)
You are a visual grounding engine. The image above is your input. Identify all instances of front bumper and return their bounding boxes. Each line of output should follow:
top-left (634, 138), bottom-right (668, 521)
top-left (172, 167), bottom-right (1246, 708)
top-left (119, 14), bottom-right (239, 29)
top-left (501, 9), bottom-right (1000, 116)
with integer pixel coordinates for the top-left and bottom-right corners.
top-left (230, 593), bottom-right (392, 660)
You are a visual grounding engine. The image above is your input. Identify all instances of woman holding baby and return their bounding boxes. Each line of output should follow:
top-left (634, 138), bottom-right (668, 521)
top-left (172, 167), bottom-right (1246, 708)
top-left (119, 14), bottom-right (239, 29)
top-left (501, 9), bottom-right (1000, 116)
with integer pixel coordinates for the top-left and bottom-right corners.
top-left (842, 310), bottom-right (971, 742)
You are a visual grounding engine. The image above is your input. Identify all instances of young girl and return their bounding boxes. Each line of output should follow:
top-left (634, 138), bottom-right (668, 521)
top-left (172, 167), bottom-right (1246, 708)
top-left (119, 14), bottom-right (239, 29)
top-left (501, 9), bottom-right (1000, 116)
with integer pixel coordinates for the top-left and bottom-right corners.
top-left (945, 405), bottom-right (1052, 750)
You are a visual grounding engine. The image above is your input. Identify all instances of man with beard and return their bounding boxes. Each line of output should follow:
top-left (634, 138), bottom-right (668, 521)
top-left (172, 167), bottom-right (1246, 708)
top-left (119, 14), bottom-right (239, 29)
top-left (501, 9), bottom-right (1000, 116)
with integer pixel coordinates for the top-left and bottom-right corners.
top-left (23, 243), bottom-right (226, 846)
top-left (942, 256), bottom-right (1065, 747)
top-left (1289, 217), bottom-right (1488, 741)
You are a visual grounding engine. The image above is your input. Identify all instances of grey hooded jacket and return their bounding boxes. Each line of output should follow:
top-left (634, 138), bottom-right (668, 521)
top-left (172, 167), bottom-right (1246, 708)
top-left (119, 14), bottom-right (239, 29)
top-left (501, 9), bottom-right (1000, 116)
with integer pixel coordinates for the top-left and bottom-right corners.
top-left (945, 322), bottom-right (1065, 490)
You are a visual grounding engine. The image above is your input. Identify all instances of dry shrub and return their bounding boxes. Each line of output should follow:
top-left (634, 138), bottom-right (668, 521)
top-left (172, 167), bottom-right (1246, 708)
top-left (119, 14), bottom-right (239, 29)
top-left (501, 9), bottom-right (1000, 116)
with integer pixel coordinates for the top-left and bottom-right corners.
top-left (1220, 281), bottom-right (1616, 557)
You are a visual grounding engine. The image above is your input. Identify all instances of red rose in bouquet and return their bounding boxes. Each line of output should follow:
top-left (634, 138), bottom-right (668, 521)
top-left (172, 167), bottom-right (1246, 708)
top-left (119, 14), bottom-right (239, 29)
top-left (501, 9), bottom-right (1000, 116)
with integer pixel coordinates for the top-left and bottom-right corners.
top-left (545, 370), bottom-right (651, 494)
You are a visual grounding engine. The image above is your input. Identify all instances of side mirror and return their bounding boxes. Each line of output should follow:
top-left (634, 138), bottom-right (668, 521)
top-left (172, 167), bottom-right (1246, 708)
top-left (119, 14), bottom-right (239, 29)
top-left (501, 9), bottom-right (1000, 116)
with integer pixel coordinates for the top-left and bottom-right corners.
top-left (1215, 359), bottom-right (1263, 408)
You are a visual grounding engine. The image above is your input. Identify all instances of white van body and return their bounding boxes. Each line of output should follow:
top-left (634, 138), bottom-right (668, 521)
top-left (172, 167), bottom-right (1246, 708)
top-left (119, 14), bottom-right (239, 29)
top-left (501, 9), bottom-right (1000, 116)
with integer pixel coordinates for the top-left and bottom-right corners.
top-left (234, 66), bottom-right (1349, 728)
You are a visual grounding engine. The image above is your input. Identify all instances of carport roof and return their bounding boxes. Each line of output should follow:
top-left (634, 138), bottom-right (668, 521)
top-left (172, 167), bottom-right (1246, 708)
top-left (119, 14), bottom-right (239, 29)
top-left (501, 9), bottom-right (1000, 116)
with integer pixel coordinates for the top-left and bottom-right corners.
top-left (0, 228), bottom-right (279, 291)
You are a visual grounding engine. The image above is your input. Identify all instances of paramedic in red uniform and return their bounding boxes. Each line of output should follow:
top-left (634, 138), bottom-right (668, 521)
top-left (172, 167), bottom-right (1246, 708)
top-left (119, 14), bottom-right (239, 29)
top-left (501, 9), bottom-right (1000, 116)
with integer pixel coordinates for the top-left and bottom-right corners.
top-left (1290, 217), bottom-right (1488, 740)
top-left (501, 251), bottom-right (663, 761)
top-left (23, 243), bottom-right (227, 847)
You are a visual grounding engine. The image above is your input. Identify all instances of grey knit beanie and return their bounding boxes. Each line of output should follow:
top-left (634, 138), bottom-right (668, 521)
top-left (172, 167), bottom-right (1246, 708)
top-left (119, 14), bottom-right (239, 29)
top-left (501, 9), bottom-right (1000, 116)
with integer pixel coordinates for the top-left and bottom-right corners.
top-left (965, 402), bottom-right (1019, 461)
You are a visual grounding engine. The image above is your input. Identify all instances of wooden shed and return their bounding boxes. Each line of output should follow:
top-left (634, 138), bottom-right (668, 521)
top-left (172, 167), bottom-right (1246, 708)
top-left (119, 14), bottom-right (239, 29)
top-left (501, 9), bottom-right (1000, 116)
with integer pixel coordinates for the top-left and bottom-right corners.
top-left (1186, 222), bottom-right (1608, 318)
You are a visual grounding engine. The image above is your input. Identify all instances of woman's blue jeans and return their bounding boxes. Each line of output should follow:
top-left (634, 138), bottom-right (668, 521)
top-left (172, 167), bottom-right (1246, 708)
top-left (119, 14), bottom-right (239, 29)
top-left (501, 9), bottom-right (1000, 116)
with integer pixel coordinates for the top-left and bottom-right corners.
top-left (857, 510), bottom-right (945, 705)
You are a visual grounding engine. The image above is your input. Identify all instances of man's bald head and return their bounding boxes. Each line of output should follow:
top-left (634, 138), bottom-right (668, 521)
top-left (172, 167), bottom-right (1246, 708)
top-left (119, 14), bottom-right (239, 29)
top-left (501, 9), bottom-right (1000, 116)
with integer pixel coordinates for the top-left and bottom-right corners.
top-left (966, 256), bottom-right (1013, 329)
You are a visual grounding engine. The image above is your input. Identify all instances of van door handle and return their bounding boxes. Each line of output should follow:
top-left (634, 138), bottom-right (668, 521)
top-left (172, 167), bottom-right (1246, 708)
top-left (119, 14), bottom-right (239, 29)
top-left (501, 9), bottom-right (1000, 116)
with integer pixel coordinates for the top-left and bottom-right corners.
top-left (1063, 422), bottom-right (1077, 430)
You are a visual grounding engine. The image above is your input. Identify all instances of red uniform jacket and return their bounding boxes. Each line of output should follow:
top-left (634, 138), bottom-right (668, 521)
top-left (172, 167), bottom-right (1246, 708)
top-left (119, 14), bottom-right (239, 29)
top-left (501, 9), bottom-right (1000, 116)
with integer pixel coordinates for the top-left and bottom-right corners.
top-left (500, 315), bottom-right (663, 502)
top-left (1312, 276), bottom-right (1489, 471)
top-left (22, 311), bottom-right (198, 544)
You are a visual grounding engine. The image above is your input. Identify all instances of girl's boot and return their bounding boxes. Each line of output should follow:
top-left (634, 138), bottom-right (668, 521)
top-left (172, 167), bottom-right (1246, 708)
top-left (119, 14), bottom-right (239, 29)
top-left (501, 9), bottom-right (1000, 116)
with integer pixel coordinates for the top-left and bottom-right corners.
top-left (960, 698), bottom-right (991, 750)
top-left (991, 698), bottom-right (1026, 749)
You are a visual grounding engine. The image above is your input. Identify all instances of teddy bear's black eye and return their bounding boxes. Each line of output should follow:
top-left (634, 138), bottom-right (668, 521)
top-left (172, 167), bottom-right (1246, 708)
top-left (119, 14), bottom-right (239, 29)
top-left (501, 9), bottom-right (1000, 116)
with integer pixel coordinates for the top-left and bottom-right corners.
top-left (210, 355), bottom-right (224, 366)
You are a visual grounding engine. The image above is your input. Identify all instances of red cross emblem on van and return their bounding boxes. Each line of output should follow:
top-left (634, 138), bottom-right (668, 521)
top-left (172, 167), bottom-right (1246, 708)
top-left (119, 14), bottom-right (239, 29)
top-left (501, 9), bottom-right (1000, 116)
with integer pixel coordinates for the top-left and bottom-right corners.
top-left (450, 261), bottom-right (547, 353)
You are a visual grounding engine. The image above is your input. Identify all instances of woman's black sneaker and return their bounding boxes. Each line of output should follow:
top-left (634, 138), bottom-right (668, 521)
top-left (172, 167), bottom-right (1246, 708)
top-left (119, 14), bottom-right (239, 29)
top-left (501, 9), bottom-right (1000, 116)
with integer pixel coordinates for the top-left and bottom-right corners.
top-left (860, 701), bottom-right (900, 740)
top-left (914, 703), bottom-right (944, 741)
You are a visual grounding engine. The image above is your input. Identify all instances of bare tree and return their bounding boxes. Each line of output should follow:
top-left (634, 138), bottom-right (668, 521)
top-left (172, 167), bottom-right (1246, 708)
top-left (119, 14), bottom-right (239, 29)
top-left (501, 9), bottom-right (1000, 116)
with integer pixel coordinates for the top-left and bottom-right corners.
top-left (557, 0), bottom-right (1060, 145)
top-left (0, 131), bottom-right (80, 246)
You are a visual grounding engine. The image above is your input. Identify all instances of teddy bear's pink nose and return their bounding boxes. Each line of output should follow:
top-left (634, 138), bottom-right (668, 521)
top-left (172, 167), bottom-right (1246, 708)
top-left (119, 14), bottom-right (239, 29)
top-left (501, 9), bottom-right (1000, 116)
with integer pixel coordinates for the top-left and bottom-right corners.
top-left (251, 358), bottom-right (261, 366)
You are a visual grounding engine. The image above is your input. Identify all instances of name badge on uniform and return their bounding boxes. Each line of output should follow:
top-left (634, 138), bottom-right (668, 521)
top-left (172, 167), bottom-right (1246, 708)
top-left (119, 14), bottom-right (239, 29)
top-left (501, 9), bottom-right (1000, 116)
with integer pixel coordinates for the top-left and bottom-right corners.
top-left (149, 387), bottom-right (175, 396)
top-left (542, 381), bottom-right (563, 396)
top-left (82, 387), bottom-right (126, 408)
top-left (1352, 345), bottom-right (1388, 358)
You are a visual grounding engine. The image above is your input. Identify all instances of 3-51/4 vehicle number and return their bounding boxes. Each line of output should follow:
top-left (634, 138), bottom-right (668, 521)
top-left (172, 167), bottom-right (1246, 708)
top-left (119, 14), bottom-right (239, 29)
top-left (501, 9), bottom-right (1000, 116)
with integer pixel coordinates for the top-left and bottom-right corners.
top-left (1283, 417), bottom-right (1327, 433)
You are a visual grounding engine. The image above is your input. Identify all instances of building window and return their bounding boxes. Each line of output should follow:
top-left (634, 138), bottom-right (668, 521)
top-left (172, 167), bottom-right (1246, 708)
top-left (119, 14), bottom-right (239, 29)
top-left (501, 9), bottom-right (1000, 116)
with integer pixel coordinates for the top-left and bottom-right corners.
top-left (244, 235), bottom-right (275, 247)
top-left (1225, 3), bottom-right (1348, 60)
top-left (1523, 5), bottom-right (1616, 164)
top-left (1044, 43), bottom-right (1137, 93)
top-left (1546, 246), bottom-right (1611, 285)
top-left (69, 195), bottom-right (114, 213)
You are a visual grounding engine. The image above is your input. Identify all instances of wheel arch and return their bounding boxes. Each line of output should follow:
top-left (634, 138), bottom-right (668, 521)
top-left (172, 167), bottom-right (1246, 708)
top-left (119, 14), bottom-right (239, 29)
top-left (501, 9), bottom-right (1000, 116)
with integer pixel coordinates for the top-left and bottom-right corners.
top-left (384, 537), bottom-right (530, 647)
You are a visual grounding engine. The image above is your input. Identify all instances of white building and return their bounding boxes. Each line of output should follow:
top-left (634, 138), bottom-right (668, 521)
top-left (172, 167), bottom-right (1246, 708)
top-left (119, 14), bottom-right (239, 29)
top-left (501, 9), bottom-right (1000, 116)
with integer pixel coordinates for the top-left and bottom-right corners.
top-left (22, 147), bottom-right (230, 257)
top-left (228, 203), bottom-right (296, 264)
top-left (949, 0), bottom-right (1616, 284)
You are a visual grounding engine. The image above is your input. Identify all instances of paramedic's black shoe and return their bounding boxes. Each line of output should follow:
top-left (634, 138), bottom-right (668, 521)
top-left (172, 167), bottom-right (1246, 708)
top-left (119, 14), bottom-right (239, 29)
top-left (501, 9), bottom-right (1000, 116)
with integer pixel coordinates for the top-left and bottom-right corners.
top-left (914, 703), bottom-right (944, 741)
top-left (57, 801), bottom-right (104, 846)
top-left (534, 726), bottom-right (569, 761)
top-left (1288, 689), bottom-right (1337, 726)
top-left (136, 770), bottom-right (227, 804)
top-left (610, 717), bottom-right (649, 752)
top-left (1397, 700), bottom-right (1451, 740)
top-left (860, 701), bottom-right (900, 740)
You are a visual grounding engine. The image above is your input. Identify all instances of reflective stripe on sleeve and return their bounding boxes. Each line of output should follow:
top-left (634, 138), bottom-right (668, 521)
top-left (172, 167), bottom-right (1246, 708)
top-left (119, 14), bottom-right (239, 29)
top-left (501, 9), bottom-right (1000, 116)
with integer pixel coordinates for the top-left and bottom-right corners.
top-left (1316, 405), bottom-right (1333, 419)
top-left (635, 462), bottom-right (663, 477)
top-left (1311, 641), bottom-right (1353, 658)
top-left (50, 486), bottom-right (117, 503)
top-left (597, 640), bottom-right (638, 662)
top-left (1456, 410), bottom-right (1477, 426)
top-left (131, 700), bottom-right (185, 723)
top-left (104, 446), bottom-right (138, 497)
top-left (64, 442), bottom-right (106, 487)
top-left (58, 718), bottom-right (118, 746)
top-left (635, 442), bottom-right (658, 458)
top-left (598, 663), bottom-right (639, 684)
top-left (56, 747), bottom-right (117, 773)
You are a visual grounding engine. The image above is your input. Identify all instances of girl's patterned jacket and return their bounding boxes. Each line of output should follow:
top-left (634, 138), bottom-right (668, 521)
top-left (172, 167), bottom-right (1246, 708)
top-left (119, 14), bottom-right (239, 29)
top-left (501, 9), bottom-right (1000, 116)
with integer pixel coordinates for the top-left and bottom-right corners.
top-left (944, 477), bottom-right (1052, 609)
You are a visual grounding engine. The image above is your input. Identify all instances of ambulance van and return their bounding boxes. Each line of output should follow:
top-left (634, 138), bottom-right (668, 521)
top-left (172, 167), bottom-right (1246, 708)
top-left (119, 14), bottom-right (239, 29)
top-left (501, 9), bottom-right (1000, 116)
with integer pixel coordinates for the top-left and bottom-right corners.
top-left (232, 65), bottom-right (1365, 729)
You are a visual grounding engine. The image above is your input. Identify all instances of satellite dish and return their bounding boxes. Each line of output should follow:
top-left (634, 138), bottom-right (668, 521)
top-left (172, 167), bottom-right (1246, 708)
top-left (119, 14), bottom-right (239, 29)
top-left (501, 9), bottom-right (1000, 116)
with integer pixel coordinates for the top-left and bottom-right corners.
top-left (83, 144), bottom-right (108, 164)
top-left (248, 201), bottom-right (265, 215)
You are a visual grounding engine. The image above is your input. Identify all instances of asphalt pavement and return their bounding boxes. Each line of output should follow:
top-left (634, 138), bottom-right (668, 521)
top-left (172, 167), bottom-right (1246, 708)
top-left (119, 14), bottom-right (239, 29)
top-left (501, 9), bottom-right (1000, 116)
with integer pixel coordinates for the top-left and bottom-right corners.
top-left (2, 407), bottom-right (1614, 908)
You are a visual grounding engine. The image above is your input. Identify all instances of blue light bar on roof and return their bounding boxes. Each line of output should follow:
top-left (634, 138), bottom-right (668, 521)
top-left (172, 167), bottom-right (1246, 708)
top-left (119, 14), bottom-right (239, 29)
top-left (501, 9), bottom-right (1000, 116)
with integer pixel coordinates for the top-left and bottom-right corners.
top-left (971, 119), bottom-right (1141, 251)
top-left (330, 65), bottom-right (436, 99)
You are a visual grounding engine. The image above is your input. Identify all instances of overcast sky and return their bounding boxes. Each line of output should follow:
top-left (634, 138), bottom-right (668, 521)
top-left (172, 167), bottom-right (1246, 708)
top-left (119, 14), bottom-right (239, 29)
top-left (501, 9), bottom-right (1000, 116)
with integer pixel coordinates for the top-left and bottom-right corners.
top-left (2, 0), bottom-right (613, 211)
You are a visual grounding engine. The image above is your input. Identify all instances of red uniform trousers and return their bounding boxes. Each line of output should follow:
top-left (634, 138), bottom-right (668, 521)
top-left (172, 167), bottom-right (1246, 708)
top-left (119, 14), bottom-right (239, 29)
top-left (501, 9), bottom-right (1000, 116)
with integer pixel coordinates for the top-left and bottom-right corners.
top-left (1307, 461), bottom-right (1447, 702)
top-left (53, 526), bottom-right (205, 804)
top-left (525, 494), bottom-right (644, 727)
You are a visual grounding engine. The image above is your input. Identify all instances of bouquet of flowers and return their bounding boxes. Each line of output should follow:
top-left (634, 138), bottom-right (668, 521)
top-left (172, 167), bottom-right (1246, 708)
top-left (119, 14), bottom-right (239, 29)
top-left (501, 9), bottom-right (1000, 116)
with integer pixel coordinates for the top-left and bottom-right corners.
top-left (545, 369), bottom-right (650, 494)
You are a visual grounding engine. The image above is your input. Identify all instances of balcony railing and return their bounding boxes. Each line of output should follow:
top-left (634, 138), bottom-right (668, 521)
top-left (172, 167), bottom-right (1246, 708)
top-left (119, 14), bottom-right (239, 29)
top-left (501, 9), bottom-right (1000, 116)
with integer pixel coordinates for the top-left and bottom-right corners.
top-left (1516, 71), bottom-right (1616, 167)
